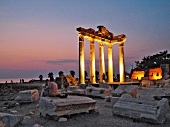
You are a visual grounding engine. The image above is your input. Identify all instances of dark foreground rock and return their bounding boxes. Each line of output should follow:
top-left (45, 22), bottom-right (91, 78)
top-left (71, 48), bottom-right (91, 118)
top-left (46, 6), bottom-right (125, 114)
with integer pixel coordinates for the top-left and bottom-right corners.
top-left (0, 112), bottom-right (24, 127)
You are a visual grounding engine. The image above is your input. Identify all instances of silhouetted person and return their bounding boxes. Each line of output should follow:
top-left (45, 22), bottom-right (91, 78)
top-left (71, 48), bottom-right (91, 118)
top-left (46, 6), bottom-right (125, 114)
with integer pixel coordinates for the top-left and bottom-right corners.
top-left (63, 77), bottom-right (69, 92)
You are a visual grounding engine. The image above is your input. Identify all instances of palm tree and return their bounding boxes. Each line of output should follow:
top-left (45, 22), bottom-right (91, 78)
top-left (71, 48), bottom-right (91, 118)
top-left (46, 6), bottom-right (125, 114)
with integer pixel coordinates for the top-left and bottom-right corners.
top-left (48, 72), bottom-right (54, 81)
top-left (39, 75), bottom-right (43, 81)
top-left (70, 70), bottom-right (75, 77)
top-left (58, 71), bottom-right (64, 77)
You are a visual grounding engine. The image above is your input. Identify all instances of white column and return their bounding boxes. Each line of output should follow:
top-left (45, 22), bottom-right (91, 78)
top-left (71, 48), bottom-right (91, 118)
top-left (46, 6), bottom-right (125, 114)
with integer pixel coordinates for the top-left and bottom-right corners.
top-left (99, 42), bottom-right (105, 82)
top-left (90, 39), bottom-right (96, 83)
top-left (79, 34), bottom-right (85, 84)
top-left (108, 44), bottom-right (113, 83)
top-left (119, 43), bottom-right (125, 82)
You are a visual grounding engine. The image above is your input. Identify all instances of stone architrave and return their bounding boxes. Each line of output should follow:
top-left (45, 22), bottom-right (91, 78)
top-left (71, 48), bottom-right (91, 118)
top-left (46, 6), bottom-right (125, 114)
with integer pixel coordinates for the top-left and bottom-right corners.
top-left (39, 96), bottom-right (96, 119)
top-left (15, 89), bottom-right (39, 103)
top-left (0, 112), bottom-right (24, 127)
top-left (112, 94), bottom-right (169, 124)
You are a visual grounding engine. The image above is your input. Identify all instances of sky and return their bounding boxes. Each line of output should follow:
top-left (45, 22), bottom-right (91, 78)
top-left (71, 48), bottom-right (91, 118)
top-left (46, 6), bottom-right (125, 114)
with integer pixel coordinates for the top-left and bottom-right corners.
top-left (0, 0), bottom-right (170, 80)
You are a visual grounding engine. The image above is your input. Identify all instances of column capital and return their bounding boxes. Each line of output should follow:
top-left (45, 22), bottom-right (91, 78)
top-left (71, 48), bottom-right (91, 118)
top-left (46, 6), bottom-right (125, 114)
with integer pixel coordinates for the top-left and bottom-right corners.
top-left (78, 34), bottom-right (84, 40)
top-left (119, 43), bottom-right (124, 47)
top-left (99, 41), bottom-right (104, 46)
top-left (107, 44), bottom-right (113, 48)
top-left (88, 37), bottom-right (94, 42)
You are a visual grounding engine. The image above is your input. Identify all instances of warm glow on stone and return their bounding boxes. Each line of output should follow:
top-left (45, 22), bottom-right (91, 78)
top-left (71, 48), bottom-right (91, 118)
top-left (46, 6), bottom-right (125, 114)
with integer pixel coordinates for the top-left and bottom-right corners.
top-left (149, 68), bottom-right (162, 80)
top-left (131, 71), bottom-right (145, 80)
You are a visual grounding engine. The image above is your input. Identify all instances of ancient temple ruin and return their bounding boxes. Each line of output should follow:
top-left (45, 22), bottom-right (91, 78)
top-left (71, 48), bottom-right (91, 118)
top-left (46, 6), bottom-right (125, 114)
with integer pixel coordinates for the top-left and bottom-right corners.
top-left (77, 26), bottom-right (126, 84)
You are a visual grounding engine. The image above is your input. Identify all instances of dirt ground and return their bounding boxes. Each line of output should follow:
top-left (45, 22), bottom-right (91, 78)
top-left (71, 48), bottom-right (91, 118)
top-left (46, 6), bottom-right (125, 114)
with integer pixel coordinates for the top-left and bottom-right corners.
top-left (0, 84), bottom-right (170, 127)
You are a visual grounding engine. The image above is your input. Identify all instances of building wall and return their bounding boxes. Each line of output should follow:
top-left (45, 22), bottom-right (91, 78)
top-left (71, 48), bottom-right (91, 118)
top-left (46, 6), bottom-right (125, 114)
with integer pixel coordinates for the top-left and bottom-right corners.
top-left (149, 68), bottom-right (162, 80)
top-left (131, 71), bottom-right (145, 80)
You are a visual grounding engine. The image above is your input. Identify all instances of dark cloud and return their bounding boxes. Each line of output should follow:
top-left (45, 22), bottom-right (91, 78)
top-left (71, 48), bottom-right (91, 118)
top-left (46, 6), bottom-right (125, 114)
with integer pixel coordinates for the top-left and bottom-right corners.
top-left (33, 59), bottom-right (101, 65)
top-left (44, 59), bottom-right (78, 65)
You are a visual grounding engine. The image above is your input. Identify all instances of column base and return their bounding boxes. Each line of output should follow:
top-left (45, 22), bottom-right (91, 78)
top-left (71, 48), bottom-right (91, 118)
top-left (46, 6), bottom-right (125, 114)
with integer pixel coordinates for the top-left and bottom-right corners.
top-left (79, 84), bottom-right (87, 89)
top-left (91, 83), bottom-right (99, 87)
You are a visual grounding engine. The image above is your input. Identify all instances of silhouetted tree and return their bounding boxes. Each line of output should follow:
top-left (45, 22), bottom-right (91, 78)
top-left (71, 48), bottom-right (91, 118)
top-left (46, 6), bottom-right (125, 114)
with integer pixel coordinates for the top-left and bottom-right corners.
top-left (85, 71), bottom-right (88, 80)
top-left (58, 71), bottom-right (64, 77)
top-left (95, 71), bottom-right (99, 82)
top-left (106, 71), bottom-right (108, 81)
top-left (135, 50), bottom-right (170, 70)
top-left (39, 75), bottom-right (43, 81)
top-left (133, 50), bottom-right (170, 77)
top-left (70, 70), bottom-right (75, 77)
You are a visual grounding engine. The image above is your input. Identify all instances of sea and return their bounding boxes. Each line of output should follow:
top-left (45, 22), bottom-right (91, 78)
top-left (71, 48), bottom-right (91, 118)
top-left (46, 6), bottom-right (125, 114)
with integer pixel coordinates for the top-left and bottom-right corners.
top-left (0, 78), bottom-right (40, 83)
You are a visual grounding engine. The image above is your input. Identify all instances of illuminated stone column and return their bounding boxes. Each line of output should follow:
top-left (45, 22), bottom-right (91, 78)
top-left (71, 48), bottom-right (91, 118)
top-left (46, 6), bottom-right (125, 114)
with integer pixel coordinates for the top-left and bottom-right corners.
top-left (90, 39), bottom-right (96, 83)
top-left (79, 34), bottom-right (85, 84)
top-left (108, 44), bottom-right (113, 83)
top-left (99, 42), bottom-right (105, 82)
top-left (119, 43), bottom-right (125, 82)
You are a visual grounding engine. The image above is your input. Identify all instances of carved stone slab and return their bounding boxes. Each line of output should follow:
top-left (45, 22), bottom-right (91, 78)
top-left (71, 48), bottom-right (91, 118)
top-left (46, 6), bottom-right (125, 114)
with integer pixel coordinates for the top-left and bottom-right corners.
top-left (39, 96), bottom-right (96, 119)
top-left (85, 86), bottom-right (107, 98)
top-left (112, 94), bottom-right (169, 124)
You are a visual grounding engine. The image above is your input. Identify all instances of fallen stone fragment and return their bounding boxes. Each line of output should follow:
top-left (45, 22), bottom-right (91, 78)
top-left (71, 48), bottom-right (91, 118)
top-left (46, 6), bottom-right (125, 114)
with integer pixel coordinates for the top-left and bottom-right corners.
top-left (58, 117), bottom-right (68, 122)
top-left (33, 124), bottom-right (44, 127)
top-left (15, 89), bottom-right (39, 103)
top-left (9, 110), bottom-right (18, 114)
top-left (111, 85), bottom-right (139, 97)
top-left (112, 94), bottom-right (169, 124)
top-left (28, 111), bottom-right (34, 115)
top-left (0, 112), bottom-right (23, 127)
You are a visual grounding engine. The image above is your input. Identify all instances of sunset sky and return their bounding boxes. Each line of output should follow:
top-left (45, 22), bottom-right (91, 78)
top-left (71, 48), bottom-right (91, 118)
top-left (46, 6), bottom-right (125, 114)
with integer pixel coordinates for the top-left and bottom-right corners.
top-left (0, 0), bottom-right (170, 80)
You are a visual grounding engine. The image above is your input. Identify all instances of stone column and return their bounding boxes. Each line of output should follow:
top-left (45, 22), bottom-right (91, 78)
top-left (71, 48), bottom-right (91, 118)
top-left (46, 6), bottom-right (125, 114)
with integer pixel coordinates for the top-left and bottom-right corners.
top-left (79, 34), bottom-right (85, 84)
top-left (108, 44), bottom-right (113, 83)
top-left (99, 42), bottom-right (105, 82)
top-left (119, 43), bottom-right (125, 82)
top-left (90, 39), bottom-right (96, 83)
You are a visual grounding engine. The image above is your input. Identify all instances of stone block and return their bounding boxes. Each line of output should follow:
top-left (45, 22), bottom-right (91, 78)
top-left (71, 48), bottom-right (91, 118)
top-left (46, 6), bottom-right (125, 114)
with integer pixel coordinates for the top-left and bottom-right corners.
top-left (0, 112), bottom-right (24, 127)
top-left (99, 82), bottom-right (110, 88)
top-left (68, 86), bottom-right (79, 91)
top-left (39, 96), bottom-right (96, 119)
top-left (85, 86), bottom-right (107, 98)
top-left (112, 94), bottom-right (169, 124)
top-left (111, 97), bottom-right (120, 106)
top-left (15, 89), bottom-right (39, 103)
top-left (111, 85), bottom-right (139, 97)
top-left (137, 87), bottom-right (170, 102)
top-left (141, 79), bottom-right (154, 87)
top-left (72, 89), bottom-right (85, 95)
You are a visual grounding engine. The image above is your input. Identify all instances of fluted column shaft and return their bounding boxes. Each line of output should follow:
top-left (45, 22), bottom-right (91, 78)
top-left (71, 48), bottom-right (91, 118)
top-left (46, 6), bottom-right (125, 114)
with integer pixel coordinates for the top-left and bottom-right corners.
top-left (79, 35), bottom-right (85, 84)
top-left (90, 39), bottom-right (96, 83)
top-left (108, 44), bottom-right (113, 83)
top-left (119, 43), bottom-right (125, 82)
top-left (99, 42), bottom-right (105, 82)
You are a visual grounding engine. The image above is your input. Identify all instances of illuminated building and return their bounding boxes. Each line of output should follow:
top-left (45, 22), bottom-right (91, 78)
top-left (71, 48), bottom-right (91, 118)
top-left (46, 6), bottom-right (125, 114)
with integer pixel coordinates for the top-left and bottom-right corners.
top-left (77, 26), bottom-right (126, 84)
